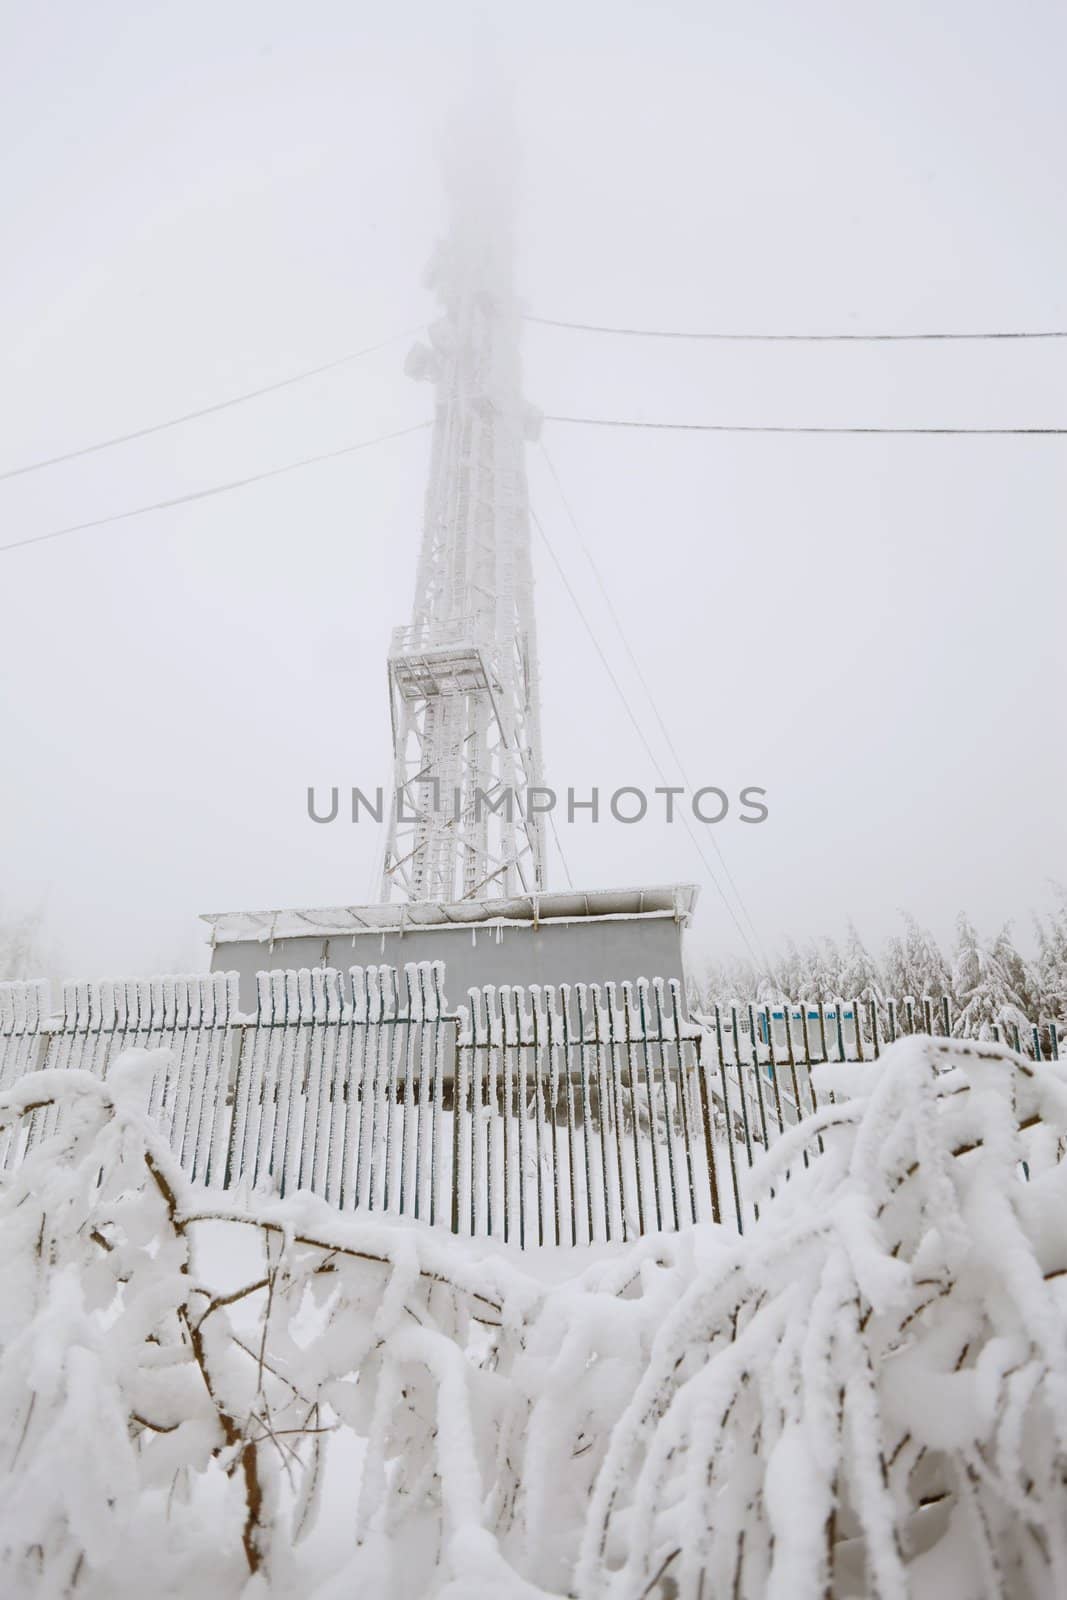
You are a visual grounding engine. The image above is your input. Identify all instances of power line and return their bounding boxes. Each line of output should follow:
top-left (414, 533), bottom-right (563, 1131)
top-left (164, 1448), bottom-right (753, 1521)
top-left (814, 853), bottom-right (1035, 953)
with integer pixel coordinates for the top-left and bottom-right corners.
top-left (6, 309), bottom-right (1060, 487)
top-left (0, 421), bottom-right (432, 557)
top-left (0, 326), bottom-right (422, 484)
top-left (545, 414), bottom-right (1067, 436)
top-left (529, 500), bottom-right (772, 982)
top-left (546, 809), bottom-right (575, 891)
top-left (538, 439), bottom-right (775, 978)
top-left (525, 313), bottom-right (1067, 343)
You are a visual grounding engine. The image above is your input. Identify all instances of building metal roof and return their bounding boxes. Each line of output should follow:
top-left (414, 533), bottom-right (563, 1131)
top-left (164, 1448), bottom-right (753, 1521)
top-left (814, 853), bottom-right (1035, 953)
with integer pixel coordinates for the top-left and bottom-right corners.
top-left (202, 883), bottom-right (699, 945)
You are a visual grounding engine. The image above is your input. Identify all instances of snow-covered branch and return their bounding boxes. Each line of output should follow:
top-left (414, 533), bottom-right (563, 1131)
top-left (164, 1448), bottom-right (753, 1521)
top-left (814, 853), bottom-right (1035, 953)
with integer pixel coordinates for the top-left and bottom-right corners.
top-left (1, 1036), bottom-right (1065, 1598)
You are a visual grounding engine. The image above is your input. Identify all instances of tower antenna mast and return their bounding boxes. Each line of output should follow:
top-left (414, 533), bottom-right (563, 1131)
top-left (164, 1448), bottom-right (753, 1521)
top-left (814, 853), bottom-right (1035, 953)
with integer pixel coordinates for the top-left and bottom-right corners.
top-left (381, 104), bottom-right (546, 903)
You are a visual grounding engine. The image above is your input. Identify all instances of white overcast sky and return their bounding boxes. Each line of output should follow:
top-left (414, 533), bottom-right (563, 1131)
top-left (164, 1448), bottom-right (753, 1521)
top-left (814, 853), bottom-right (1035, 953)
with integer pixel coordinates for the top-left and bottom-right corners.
top-left (1, 0), bottom-right (1064, 978)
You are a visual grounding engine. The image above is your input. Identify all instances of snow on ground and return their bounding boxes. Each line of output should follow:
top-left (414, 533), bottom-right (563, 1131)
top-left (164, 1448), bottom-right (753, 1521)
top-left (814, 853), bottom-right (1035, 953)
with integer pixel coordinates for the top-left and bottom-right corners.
top-left (1, 1034), bottom-right (1066, 1598)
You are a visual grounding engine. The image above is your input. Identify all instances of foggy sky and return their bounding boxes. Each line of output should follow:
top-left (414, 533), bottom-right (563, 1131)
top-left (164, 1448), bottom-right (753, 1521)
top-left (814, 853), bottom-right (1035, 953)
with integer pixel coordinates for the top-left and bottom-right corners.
top-left (1, 0), bottom-right (1064, 980)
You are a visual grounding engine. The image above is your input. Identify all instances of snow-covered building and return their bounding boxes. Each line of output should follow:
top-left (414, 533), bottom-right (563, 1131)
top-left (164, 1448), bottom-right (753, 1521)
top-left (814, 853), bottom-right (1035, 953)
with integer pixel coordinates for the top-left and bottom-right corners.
top-left (204, 883), bottom-right (697, 1012)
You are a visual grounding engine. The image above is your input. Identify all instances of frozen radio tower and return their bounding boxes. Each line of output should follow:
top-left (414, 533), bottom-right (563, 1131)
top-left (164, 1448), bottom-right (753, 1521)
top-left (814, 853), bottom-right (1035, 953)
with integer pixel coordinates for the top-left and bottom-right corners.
top-left (202, 91), bottom-right (695, 1003)
top-left (381, 109), bottom-right (546, 904)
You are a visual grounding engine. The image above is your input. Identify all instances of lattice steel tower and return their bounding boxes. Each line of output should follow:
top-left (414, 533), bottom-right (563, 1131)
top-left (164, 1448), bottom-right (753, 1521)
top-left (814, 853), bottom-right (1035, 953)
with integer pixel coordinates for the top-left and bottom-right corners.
top-left (380, 116), bottom-right (546, 904)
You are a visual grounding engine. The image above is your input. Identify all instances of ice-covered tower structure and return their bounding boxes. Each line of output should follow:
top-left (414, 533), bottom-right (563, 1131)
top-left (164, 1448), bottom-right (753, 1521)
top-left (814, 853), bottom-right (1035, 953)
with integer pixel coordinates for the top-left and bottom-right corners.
top-left (381, 116), bottom-right (546, 904)
top-left (203, 102), bottom-right (697, 1008)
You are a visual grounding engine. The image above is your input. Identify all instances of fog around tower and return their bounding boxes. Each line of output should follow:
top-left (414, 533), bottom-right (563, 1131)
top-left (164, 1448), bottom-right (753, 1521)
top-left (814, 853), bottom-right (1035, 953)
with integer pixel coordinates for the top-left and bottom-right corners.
top-left (0, 0), bottom-right (1063, 979)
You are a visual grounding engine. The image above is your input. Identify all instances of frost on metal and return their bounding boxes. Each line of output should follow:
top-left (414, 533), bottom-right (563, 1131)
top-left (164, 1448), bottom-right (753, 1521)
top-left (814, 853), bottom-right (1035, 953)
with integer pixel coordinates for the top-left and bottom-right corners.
top-left (1, 967), bottom-right (726, 1243)
top-left (380, 109), bottom-right (546, 906)
top-left (1, 1033), bottom-right (1065, 1597)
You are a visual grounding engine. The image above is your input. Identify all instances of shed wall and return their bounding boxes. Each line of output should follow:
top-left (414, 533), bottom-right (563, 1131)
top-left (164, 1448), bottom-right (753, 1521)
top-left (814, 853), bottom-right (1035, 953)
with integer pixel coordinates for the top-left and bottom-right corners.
top-left (211, 915), bottom-right (687, 1014)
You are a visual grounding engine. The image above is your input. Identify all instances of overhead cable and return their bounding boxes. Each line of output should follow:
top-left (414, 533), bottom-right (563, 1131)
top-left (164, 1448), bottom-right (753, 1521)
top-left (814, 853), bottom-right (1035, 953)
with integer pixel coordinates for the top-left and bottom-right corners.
top-left (0, 326), bottom-right (423, 483)
top-left (544, 414), bottom-right (1067, 436)
top-left (529, 501), bottom-right (772, 983)
top-left (538, 439), bottom-right (775, 979)
top-left (0, 421), bottom-right (432, 556)
top-left (525, 313), bottom-right (1067, 343)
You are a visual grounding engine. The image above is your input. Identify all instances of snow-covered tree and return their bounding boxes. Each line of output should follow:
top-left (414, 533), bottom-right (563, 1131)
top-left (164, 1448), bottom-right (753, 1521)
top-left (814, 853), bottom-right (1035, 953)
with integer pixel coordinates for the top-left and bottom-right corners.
top-left (992, 923), bottom-right (1041, 1019)
top-left (578, 1034), bottom-right (1067, 1599)
top-left (952, 912), bottom-right (1030, 1041)
top-left (795, 940), bottom-right (834, 1003)
top-left (689, 952), bottom-right (760, 1011)
top-left (0, 901), bottom-right (54, 983)
top-left (1034, 889), bottom-right (1067, 1029)
top-left (837, 919), bottom-right (885, 1004)
top-left (773, 938), bottom-right (806, 1002)
top-left (4, 1035), bottom-right (1066, 1598)
top-left (881, 913), bottom-right (952, 1014)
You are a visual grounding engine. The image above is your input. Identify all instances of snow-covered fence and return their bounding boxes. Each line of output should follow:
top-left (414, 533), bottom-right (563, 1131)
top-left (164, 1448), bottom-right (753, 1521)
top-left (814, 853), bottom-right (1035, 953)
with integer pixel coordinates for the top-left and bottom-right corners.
top-left (0, 972), bottom-right (240, 1180)
top-left (222, 963), bottom-right (454, 1219)
top-left (10, 969), bottom-right (1054, 1243)
top-left (1, 968), bottom-right (728, 1239)
top-left (703, 991), bottom-right (1058, 1067)
top-left (0, 968), bottom-right (729, 1241)
top-left (698, 992), bottom-right (1061, 1231)
top-left (0, 966), bottom-right (456, 1219)
top-left (452, 977), bottom-right (725, 1245)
